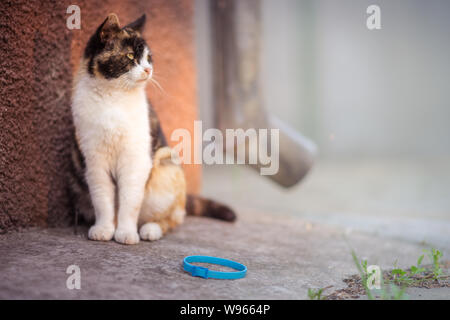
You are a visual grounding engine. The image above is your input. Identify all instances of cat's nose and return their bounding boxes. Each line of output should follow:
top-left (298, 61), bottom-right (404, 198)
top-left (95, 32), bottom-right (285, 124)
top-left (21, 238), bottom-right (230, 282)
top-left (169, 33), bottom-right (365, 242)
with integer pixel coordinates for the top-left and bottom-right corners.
top-left (144, 68), bottom-right (152, 75)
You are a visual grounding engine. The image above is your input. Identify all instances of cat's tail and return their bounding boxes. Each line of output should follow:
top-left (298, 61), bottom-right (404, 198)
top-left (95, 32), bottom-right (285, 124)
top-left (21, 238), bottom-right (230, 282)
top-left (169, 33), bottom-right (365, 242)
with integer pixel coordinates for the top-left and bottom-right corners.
top-left (186, 194), bottom-right (236, 222)
top-left (153, 146), bottom-right (236, 222)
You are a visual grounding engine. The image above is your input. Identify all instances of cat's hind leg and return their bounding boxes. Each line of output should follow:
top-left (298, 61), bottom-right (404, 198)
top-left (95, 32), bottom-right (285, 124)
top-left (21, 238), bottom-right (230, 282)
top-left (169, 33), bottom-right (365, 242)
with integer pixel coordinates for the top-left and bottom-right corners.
top-left (138, 191), bottom-right (171, 241)
top-left (139, 222), bottom-right (165, 241)
top-left (169, 206), bottom-right (186, 227)
top-left (139, 205), bottom-right (186, 241)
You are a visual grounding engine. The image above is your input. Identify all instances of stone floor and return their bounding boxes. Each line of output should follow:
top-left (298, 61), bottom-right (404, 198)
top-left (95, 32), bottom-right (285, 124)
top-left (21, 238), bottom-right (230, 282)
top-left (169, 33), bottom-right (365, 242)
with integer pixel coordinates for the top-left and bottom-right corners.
top-left (0, 158), bottom-right (449, 299)
top-left (0, 210), bottom-right (448, 299)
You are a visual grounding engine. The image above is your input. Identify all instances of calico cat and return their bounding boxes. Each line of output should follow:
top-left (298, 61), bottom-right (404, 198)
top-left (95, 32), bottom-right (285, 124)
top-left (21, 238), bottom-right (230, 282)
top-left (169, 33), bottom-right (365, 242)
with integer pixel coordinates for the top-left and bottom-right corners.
top-left (69, 13), bottom-right (235, 245)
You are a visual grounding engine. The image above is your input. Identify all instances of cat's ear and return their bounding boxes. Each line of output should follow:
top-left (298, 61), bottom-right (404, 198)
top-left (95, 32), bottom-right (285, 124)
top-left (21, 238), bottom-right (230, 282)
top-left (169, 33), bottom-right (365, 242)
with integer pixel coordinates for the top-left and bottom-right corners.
top-left (124, 14), bottom-right (146, 33)
top-left (97, 13), bottom-right (121, 42)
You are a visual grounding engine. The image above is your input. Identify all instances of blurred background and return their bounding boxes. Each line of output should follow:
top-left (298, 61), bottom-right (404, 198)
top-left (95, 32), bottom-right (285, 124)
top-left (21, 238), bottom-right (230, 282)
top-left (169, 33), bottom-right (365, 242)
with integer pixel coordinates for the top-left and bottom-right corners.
top-left (0, 0), bottom-right (448, 247)
top-left (195, 0), bottom-right (450, 248)
top-left (0, 0), bottom-right (448, 300)
top-left (0, 0), bottom-right (450, 299)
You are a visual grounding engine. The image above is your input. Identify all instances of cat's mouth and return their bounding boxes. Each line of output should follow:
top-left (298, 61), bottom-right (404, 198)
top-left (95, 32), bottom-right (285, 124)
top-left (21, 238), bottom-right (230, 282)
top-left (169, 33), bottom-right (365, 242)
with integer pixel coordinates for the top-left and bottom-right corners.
top-left (138, 72), bottom-right (152, 82)
top-left (137, 74), bottom-right (150, 83)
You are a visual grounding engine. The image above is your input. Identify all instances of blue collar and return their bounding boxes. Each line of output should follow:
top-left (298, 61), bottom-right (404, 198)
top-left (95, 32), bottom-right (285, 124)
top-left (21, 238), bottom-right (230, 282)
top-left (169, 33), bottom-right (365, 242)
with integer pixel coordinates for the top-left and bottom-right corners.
top-left (183, 255), bottom-right (247, 280)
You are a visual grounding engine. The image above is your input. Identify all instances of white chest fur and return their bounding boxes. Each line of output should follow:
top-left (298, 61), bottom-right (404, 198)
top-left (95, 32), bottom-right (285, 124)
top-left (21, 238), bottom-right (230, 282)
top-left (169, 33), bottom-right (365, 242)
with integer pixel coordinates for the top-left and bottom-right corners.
top-left (72, 74), bottom-right (152, 177)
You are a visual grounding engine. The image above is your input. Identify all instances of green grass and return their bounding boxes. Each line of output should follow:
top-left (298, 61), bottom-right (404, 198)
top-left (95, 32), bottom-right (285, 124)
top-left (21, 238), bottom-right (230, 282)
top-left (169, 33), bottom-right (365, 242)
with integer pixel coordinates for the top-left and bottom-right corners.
top-left (427, 248), bottom-right (443, 281)
top-left (307, 288), bottom-right (326, 300)
top-left (352, 250), bottom-right (408, 300)
top-left (390, 249), bottom-right (447, 287)
top-left (308, 247), bottom-right (447, 300)
top-left (353, 248), bottom-right (447, 300)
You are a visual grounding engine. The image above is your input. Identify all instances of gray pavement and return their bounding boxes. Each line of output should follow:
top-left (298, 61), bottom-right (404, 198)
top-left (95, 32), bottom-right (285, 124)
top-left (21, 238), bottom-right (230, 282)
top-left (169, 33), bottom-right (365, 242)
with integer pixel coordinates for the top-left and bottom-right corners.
top-left (1, 158), bottom-right (448, 299)
top-left (0, 210), bottom-right (447, 299)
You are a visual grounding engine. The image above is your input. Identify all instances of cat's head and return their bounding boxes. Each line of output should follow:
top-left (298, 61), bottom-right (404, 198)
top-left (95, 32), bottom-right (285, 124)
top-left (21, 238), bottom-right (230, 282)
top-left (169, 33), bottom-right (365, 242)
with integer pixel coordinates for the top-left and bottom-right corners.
top-left (83, 13), bottom-right (153, 89)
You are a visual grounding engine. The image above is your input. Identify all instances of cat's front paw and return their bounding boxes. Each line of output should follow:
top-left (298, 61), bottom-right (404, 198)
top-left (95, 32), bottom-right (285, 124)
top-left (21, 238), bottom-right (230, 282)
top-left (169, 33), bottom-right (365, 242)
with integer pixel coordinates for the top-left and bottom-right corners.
top-left (88, 224), bottom-right (115, 241)
top-left (114, 228), bottom-right (140, 245)
top-left (139, 222), bottom-right (163, 241)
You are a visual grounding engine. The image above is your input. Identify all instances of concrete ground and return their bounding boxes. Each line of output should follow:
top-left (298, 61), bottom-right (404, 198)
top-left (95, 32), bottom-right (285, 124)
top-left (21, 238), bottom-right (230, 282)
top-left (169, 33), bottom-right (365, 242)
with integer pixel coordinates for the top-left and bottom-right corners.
top-left (0, 211), bottom-right (448, 299)
top-left (0, 158), bottom-right (449, 299)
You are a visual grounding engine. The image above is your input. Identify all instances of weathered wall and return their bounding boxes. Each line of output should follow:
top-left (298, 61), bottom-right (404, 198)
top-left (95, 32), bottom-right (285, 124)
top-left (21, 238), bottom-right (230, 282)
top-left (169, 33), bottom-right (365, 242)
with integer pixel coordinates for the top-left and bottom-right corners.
top-left (0, 0), bottom-right (200, 232)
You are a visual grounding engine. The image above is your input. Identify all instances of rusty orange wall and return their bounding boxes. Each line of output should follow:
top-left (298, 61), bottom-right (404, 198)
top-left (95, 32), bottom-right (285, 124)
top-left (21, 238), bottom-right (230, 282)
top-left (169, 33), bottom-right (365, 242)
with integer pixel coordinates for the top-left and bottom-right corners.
top-left (0, 0), bottom-right (200, 232)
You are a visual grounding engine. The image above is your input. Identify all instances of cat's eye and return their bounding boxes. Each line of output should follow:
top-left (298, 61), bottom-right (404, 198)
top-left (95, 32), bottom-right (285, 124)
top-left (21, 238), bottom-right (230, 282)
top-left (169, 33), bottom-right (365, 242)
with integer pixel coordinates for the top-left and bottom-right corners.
top-left (147, 54), bottom-right (152, 63)
top-left (127, 53), bottom-right (134, 60)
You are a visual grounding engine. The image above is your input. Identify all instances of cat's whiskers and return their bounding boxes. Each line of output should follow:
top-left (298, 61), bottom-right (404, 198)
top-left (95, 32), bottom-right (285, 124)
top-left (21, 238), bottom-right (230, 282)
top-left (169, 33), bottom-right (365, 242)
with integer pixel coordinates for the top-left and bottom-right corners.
top-left (149, 77), bottom-right (167, 95)
top-left (151, 70), bottom-right (166, 80)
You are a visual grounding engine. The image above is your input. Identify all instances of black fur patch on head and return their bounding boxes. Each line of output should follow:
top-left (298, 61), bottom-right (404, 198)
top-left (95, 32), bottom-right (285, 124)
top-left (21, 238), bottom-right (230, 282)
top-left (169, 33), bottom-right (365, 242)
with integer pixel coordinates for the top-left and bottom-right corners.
top-left (84, 14), bottom-right (120, 60)
top-left (121, 36), bottom-right (147, 62)
top-left (83, 14), bottom-right (150, 79)
top-left (97, 54), bottom-right (135, 79)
